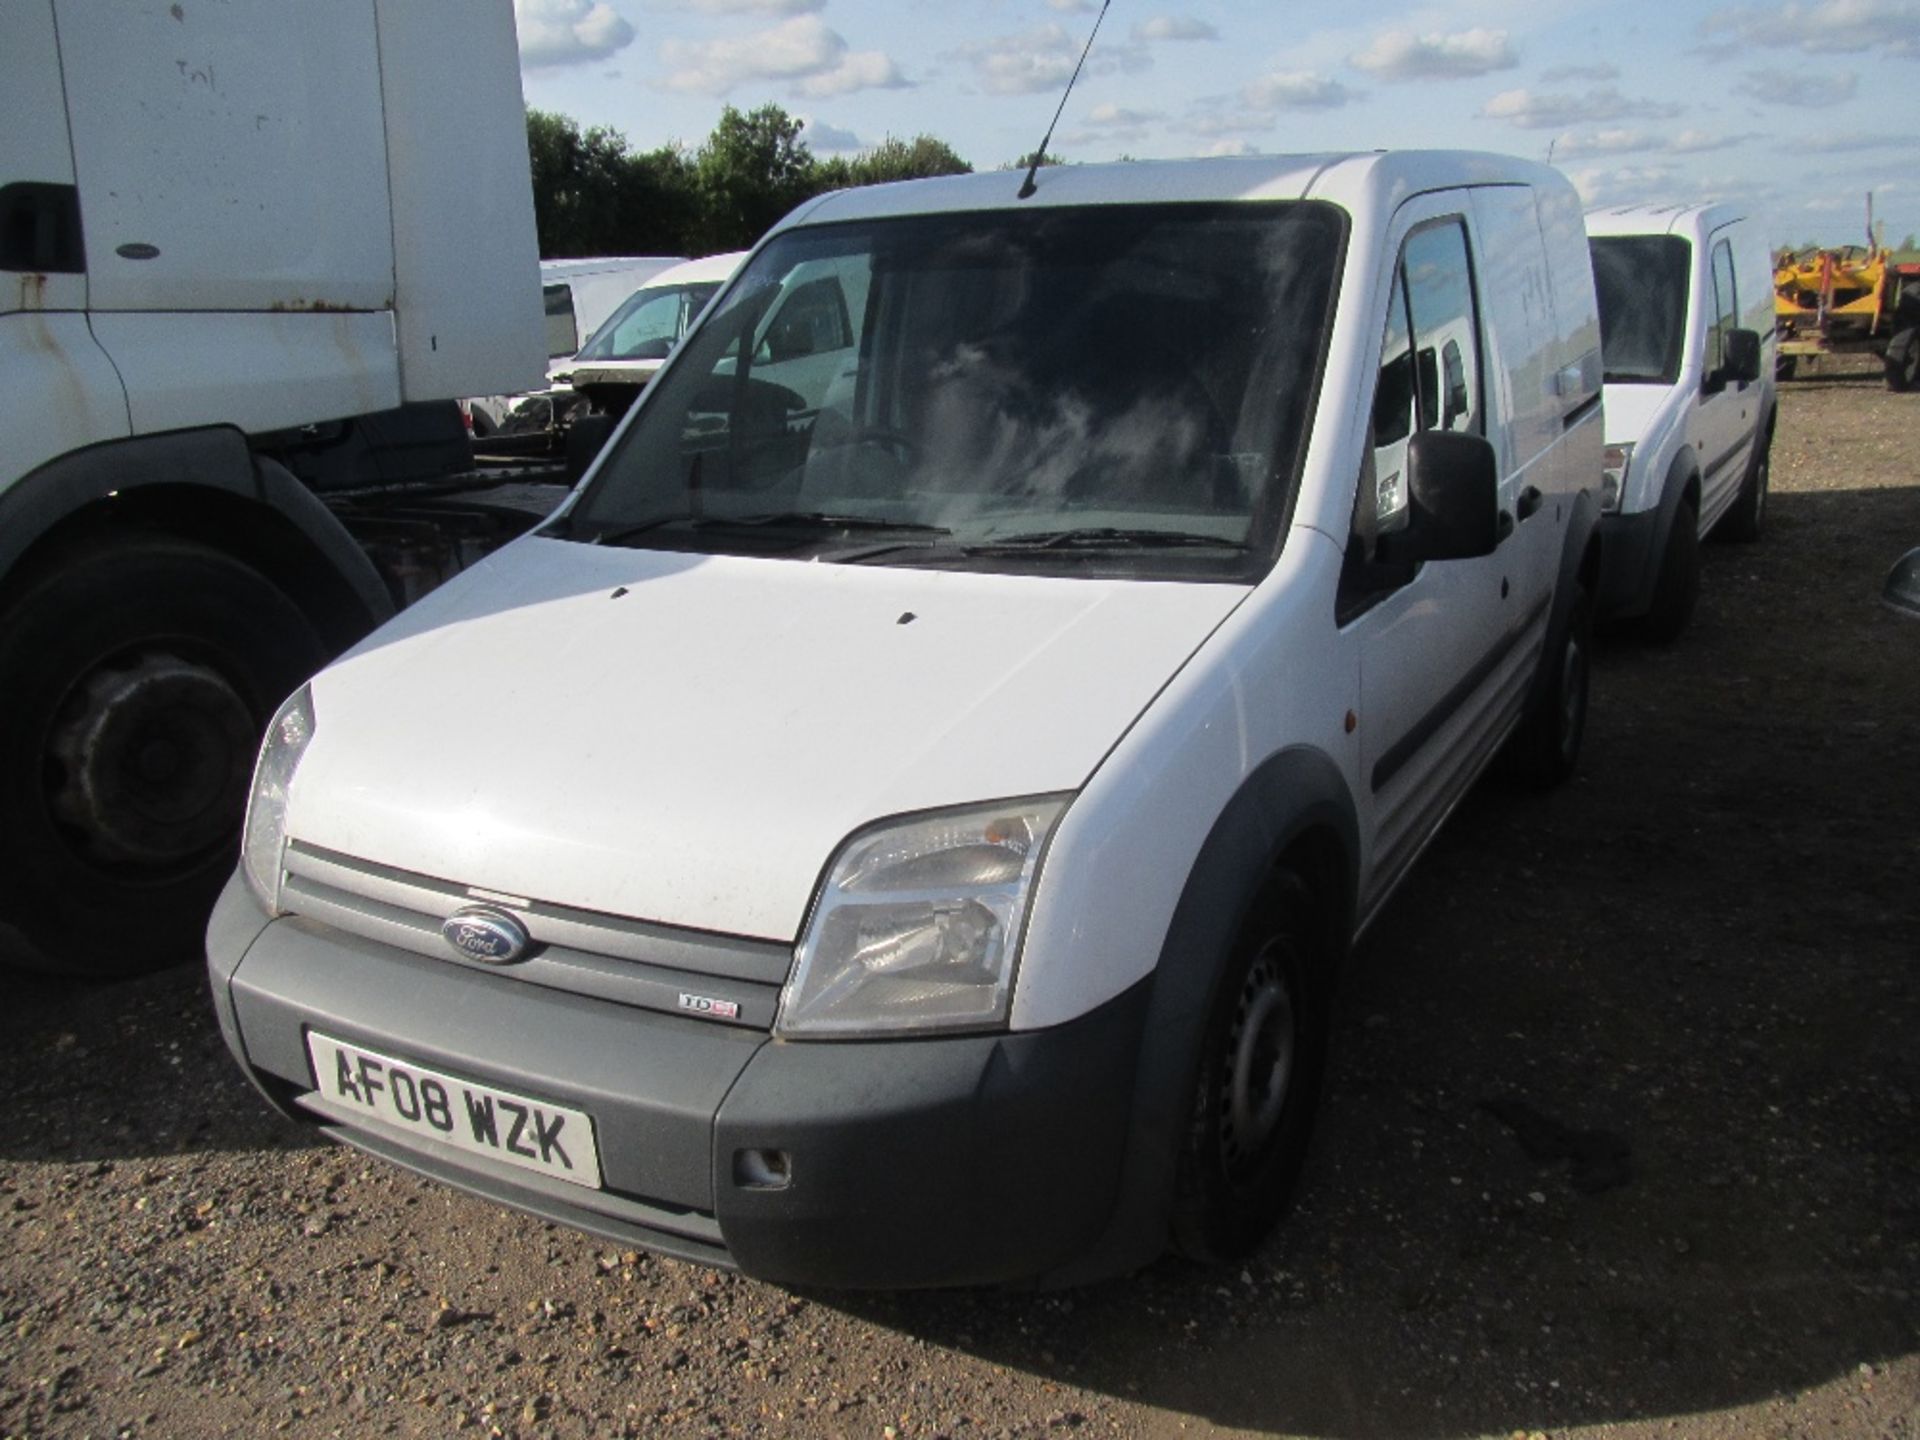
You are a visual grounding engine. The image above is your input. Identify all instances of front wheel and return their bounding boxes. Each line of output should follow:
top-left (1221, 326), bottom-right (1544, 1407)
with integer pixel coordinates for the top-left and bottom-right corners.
top-left (1172, 869), bottom-right (1331, 1262)
top-left (1502, 581), bottom-right (1592, 789)
top-left (1721, 429), bottom-right (1771, 543)
top-left (0, 537), bottom-right (324, 977)
top-left (1885, 329), bottom-right (1920, 392)
top-left (1639, 497), bottom-right (1700, 644)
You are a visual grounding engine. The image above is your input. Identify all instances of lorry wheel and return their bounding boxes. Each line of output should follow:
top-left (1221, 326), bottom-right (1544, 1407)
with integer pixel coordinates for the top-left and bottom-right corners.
top-left (1885, 330), bottom-right (1920, 392)
top-left (1721, 429), bottom-right (1771, 543)
top-left (1171, 868), bottom-right (1330, 1262)
top-left (0, 537), bottom-right (324, 977)
top-left (1639, 498), bottom-right (1699, 644)
top-left (1502, 581), bottom-right (1593, 789)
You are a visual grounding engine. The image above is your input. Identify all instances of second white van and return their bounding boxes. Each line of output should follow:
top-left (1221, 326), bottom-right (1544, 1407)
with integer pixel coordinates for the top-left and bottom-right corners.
top-left (1587, 204), bottom-right (1777, 639)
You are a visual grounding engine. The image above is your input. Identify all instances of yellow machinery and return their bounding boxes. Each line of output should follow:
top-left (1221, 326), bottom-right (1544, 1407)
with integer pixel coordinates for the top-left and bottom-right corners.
top-left (1775, 219), bottom-right (1920, 390)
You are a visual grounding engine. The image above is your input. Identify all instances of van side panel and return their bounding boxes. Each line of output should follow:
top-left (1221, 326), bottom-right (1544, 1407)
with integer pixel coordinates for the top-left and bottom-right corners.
top-left (373, 0), bottom-right (547, 399)
top-left (1, 2), bottom-right (88, 318)
top-left (54, 0), bottom-right (395, 315)
top-left (1468, 187), bottom-right (1561, 481)
top-left (1011, 530), bottom-right (1358, 1031)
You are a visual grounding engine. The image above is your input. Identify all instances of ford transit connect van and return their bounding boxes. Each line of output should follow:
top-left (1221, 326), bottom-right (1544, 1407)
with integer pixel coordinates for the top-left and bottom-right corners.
top-left (1586, 204), bottom-right (1776, 639)
top-left (211, 152), bottom-right (1604, 1288)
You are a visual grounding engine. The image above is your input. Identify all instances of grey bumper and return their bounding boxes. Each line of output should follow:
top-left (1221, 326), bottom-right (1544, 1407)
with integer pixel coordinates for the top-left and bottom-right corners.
top-left (207, 874), bottom-right (1147, 1288)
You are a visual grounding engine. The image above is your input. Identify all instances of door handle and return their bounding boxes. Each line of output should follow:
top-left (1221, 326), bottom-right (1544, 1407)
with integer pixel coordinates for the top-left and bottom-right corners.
top-left (1516, 485), bottom-right (1544, 522)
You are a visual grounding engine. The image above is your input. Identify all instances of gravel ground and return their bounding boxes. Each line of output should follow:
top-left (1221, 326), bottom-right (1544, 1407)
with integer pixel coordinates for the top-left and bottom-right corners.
top-left (3, 363), bottom-right (1917, 1440)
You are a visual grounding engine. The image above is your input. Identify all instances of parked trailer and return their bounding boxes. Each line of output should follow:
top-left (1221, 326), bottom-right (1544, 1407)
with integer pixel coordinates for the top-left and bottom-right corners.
top-left (0, 0), bottom-right (566, 978)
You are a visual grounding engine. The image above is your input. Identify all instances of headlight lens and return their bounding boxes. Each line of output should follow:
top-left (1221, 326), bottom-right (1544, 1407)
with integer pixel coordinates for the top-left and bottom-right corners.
top-left (778, 795), bottom-right (1069, 1038)
top-left (1601, 442), bottom-right (1633, 514)
top-left (241, 684), bottom-right (315, 913)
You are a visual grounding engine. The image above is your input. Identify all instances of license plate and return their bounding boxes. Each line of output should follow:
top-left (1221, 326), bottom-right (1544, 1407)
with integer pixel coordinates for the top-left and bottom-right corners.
top-left (306, 1033), bottom-right (602, 1189)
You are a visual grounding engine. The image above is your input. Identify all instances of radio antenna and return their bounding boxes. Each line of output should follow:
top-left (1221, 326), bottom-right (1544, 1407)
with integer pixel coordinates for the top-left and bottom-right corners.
top-left (1017, 0), bottom-right (1112, 200)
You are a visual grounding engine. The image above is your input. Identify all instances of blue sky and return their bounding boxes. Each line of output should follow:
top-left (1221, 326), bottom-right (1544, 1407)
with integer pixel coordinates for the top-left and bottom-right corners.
top-left (513, 0), bottom-right (1920, 248)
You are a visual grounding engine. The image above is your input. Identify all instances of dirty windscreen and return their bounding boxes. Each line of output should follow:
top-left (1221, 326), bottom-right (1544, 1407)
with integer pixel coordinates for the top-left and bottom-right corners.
top-left (559, 202), bottom-right (1344, 580)
top-left (1591, 235), bottom-right (1691, 384)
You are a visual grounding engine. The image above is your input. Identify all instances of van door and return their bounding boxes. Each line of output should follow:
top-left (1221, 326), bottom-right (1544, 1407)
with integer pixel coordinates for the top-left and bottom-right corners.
top-left (1343, 196), bottom-right (1533, 908)
top-left (1696, 230), bottom-right (1755, 528)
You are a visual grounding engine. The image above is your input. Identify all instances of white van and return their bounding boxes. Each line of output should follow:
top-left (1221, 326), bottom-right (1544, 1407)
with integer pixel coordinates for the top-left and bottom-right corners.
top-left (559, 251), bottom-right (748, 410)
top-left (211, 152), bottom-right (1604, 1288)
top-left (1586, 205), bottom-right (1776, 638)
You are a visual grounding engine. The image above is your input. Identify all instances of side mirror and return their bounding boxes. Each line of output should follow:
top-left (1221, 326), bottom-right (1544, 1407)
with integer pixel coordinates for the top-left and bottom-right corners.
top-left (1886, 547), bottom-right (1920, 620)
top-left (1378, 429), bottom-right (1501, 564)
top-left (1724, 327), bottom-right (1762, 385)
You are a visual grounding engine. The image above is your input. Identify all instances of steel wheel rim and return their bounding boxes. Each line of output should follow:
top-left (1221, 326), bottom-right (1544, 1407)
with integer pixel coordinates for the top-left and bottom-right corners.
top-left (1219, 943), bottom-right (1297, 1179)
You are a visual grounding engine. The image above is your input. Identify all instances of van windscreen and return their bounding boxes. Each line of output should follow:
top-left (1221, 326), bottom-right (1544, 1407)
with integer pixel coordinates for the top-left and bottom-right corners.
top-left (561, 202), bottom-right (1345, 581)
top-left (1591, 235), bottom-right (1691, 385)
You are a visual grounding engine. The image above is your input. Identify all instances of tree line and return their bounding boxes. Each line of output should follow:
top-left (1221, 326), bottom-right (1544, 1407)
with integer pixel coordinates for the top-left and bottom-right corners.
top-left (525, 104), bottom-right (979, 259)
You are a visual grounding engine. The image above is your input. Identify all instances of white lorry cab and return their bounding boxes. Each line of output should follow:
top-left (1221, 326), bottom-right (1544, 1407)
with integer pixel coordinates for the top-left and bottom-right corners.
top-left (211, 152), bottom-right (1605, 1288)
top-left (1586, 204), bottom-right (1777, 639)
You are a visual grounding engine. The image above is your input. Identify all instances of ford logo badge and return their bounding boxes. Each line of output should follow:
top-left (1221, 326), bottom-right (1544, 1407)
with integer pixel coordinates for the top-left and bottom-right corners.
top-left (440, 907), bottom-right (531, 965)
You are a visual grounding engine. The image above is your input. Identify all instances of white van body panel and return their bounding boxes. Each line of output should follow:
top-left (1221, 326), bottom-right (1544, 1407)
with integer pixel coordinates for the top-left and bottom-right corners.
top-left (4, 0), bottom-right (546, 475)
top-left (291, 539), bottom-right (1246, 942)
top-left (1013, 528), bottom-right (1352, 1029)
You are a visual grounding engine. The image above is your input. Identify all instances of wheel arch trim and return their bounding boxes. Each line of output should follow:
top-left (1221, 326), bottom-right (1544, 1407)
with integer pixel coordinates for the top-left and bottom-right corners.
top-left (1039, 743), bottom-right (1358, 1284)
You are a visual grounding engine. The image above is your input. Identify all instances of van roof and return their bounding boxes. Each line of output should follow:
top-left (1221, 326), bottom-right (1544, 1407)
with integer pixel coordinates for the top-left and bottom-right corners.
top-left (639, 251), bottom-right (748, 290)
top-left (1584, 202), bottom-right (1750, 240)
top-left (539, 256), bottom-right (683, 282)
top-left (778, 150), bottom-right (1573, 230)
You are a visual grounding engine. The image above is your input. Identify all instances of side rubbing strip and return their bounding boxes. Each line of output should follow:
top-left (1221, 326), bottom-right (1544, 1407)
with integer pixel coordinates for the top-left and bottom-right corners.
top-left (1372, 594), bottom-right (1551, 793)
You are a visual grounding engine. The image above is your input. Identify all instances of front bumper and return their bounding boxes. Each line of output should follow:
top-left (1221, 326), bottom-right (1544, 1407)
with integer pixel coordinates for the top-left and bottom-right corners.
top-left (207, 875), bottom-right (1147, 1288)
top-left (1597, 507), bottom-right (1660, 619)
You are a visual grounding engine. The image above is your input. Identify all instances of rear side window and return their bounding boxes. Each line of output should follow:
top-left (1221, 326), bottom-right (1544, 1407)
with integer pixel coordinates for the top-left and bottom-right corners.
top-left (1707, 239), bottom-right (1739, 383)
top-left (543, 284), bottom-right (578, 359)
top-left (1590, 235), bottom-right (1690, 384)
top-left (1361, 218), bottom-right (1485, 542)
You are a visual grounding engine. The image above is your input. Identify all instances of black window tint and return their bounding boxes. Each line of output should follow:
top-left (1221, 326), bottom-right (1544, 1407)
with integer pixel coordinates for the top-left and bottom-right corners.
top-left (543, 283), bottom-right (578, 359)
top-left (1591, 235), bottom-right (1690, 384)
top-left (1708, 240), bottom-right (1738, 380)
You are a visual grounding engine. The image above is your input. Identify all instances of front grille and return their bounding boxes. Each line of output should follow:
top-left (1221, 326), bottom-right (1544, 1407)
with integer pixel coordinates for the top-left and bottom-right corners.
top-left (280, 841), bottom-right (791, 1030)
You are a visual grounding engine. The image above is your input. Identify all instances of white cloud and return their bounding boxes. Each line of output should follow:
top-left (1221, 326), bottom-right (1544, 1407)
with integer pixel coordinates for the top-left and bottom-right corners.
top-left (960, 25), bottom-right (1148, 95)
top-left (1203, 139), bottom-right (1261, 157)
top-left (801, 118), bottom-right (863, 152)
top-left (662, 15), bottom-right (905, 96)
top-left (1482, 86), bottom-right (1682, 128)
top-left (683, 0), bottom-right (821, 12)
top-left (1568, 163), bottom-right (1684, 206)
top-left (1795, 129), bottom-right (1912, 150)
top-left (1703, 0), bottom-right (1920, 58)
top-left (1551, 127), bottom-right (1754, 160)
top-left (1541, 61), bottom-right (1620, 83)
top-left (1085, 103), bottom-right (1164, 127)
top-left (1135, 16), bottom-right (1219, 42)
top-left (1350, 28), bottom-right (1518, 80)
top-left (1046, 0), bottom-right (1094, 9)
top-left (1242, 70), bottom-right (1353, 110)
top-left (515, 0), bottom-right (635, 68)
top-left (1736, 66), bottom-right (1859, 103)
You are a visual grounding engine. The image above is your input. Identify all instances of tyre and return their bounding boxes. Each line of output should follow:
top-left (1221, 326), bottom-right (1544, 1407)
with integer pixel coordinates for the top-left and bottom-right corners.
top-left (1776, 355), bottom-right (1798, 382)
top-left (1172, 868), bottom-right (1331, 1262)
top-left (1720, 429), bottom-right (1771, 543)
top-left (1502, 579), bottom-right (1593, 789)
top-left (1885, 329), bottom-right (1919, 393)
top-left (0, 537), bottom-right (325, 977)
top-left (1639, 497), bottom-right (1700, 644)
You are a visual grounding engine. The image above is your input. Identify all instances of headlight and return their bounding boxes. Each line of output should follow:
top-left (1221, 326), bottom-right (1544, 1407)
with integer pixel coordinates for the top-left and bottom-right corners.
top-left (1601, 442), bottom-right (1633, 514)
top-left (778, 795), bottom-right (1069, 1038)
top-left (241, 684), bottom-right (315, 913)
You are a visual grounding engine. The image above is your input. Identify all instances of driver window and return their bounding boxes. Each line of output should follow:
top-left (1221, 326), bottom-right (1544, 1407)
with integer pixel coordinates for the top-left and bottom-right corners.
top-left (1353, 218), bottom-right (1485, 554)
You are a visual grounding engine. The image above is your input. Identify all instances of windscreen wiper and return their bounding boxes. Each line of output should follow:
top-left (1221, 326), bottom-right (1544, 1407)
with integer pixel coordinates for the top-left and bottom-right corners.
top-left (959, 526), bottom-right (1247, 554)
top-left (586, 512), bottom-right (951, 547)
